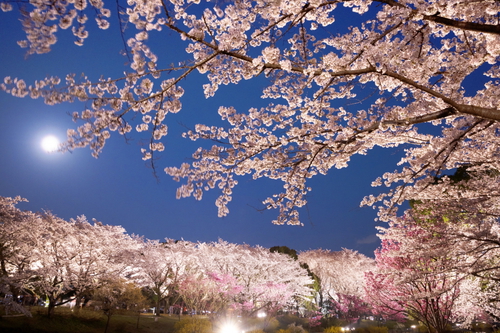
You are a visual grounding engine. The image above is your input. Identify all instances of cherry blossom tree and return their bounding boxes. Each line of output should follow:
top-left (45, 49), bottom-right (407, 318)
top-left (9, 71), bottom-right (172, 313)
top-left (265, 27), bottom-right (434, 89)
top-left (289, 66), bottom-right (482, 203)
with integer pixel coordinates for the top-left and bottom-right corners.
top-left (0, 196), bottom-right (38, 316)
top-left (17, 212), bottom-right (81, 317)
top-left (177, 270), bottom-right (243, 315)
top-left (365, 215), bottom-right (484, 333)
top-left (0, 197), bottom-right (141, 317)
top-left (299, 249), bottom-right (374, 319)
top-left (134, 238), bottom-right (195, 316)
top-left (171, 240), bottom-right (313, 318)
top-left (2, 0), bottom-right (500, 225)
top-left (396, 200), bottom-right (500, 321)
top-left (23, 212), bottom-right (140, 317)
top-left (193, 241), bottom-right (314, 317)
top-left (64, 215), bottom-right (142, 310)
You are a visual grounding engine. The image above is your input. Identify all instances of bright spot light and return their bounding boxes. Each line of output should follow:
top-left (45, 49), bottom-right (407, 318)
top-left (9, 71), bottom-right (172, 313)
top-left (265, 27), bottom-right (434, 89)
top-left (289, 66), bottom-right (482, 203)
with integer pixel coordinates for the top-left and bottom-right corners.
top-left (41, 135), bottom-right (60, 152)
top-left (220, 322), bottom-right (240, 333)
top-left (257, 311), bottom-right (266, 318)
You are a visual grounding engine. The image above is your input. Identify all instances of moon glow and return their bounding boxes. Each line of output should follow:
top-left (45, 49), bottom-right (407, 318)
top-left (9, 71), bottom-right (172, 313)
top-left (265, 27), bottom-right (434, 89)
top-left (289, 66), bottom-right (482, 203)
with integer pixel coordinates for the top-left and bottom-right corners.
top-left (41, 135), bottom-right (60, 152)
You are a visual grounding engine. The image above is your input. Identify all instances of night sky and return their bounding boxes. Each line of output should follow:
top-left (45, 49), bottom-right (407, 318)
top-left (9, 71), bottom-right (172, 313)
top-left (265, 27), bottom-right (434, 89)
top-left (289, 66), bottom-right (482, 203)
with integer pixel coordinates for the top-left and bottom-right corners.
top-left (0, 6), bottom-right (409, 257)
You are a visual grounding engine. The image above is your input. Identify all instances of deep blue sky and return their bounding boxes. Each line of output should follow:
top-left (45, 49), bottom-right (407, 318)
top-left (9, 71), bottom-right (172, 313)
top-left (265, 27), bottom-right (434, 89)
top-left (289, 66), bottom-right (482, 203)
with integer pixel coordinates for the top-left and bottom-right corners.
top-left (0, 5), bottom-right (408, 257)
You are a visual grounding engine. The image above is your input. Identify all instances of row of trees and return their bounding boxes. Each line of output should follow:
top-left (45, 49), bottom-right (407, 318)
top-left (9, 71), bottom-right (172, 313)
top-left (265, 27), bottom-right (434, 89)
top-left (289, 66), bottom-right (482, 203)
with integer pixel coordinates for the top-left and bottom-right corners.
top-left (0, 195), bottom-right (314, 319)
top-left (3, 195), bottom-right (500, 333)
top-left (2, 195), bottom-right (497, 330)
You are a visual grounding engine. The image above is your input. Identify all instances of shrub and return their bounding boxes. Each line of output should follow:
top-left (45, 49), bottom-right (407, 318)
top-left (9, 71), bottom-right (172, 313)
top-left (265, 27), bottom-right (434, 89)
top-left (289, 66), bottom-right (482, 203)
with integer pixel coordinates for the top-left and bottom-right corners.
top-left (356, 326), bottom-right (389, 333)
top-left (324, 326), bottom-right (343, 333)
top-left (246, 330), bottom-right (266, 333)
top-left (277, 323), bottom-right (307, 333)
top-left (242, 317), bottom-right (280, 332)
top-left (174, 317), bottom-right (212, 333)
top-left (276, 315), bottom-right (309, 329)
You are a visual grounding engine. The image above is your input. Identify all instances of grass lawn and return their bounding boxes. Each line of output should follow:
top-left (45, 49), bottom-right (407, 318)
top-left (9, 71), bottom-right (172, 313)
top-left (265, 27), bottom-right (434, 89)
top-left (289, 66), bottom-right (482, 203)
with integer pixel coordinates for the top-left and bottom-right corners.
top-left (0, 306), bottom-right (324, 333)
top-left (0, 306), bottom-right (181, 333)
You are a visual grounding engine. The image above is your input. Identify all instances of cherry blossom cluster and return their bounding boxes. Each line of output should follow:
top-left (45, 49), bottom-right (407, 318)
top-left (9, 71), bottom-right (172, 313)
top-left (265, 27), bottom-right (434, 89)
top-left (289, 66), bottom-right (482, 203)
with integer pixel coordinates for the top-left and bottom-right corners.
top-left (2, 0), bottom-right (500, 225)
top-left (2, 0), bottom-right (112, 54)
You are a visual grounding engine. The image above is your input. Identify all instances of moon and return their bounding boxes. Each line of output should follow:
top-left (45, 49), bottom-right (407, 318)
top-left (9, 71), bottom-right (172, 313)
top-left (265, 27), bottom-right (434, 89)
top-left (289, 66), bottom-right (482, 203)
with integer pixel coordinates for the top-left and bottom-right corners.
top-left (41, 135), bottom-right (60, 152)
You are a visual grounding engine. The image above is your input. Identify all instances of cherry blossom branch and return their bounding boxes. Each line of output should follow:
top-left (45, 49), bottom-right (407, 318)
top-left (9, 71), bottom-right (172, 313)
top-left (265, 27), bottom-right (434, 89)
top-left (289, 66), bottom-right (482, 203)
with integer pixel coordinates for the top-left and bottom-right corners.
top-left (377, 0), bottom-right (500, 35)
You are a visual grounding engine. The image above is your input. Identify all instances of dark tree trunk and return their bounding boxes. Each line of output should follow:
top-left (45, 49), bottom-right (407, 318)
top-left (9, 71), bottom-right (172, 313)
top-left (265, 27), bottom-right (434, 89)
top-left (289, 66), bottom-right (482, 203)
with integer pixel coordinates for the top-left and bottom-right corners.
top-left (156, 297), bottom-right (161, 316)
top-left (104, 314), bottom-right (112, 333)
top-left (47, 300), bottom-right (56, 318)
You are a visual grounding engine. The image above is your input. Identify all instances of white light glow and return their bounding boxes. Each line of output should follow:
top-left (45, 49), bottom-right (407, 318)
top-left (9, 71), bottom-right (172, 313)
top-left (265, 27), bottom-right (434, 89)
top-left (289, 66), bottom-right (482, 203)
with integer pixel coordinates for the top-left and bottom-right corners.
top-left (41, 135), bottom-right (60, 152)
top-left (220, 322), bottom-right (240, 333)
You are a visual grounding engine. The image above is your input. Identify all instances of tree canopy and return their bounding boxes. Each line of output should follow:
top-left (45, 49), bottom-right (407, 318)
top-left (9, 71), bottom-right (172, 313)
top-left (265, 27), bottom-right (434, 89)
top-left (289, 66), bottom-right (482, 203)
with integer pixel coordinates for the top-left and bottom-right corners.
top-left (1, 0), bottom-right (499, 225)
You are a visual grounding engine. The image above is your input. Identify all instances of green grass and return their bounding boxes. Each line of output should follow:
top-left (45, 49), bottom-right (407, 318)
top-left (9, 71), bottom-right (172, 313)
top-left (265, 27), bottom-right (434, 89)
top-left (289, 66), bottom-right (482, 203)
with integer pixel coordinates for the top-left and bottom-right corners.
top-left (0, 306), bottom-right (180, 333)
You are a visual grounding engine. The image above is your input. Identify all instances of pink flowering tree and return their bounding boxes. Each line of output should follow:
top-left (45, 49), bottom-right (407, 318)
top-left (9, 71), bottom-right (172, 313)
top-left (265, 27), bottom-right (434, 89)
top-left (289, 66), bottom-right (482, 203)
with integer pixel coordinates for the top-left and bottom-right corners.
top-left (24, 212), bottom-right (140, 318)
top-left (328, 293), bottom-right (371, 321)
top-left (365, 215), bottom-right (483, 333)
top-left (251, 281), bottom-right (295, 317)
top-left (189, 241), bottom-right (313, 317)
top-left (2, 1), bottom-right (500, 226)
top-left (396, 199), bottom-right (500, 321)
top-left (67, 216), bottom-right (142, 311)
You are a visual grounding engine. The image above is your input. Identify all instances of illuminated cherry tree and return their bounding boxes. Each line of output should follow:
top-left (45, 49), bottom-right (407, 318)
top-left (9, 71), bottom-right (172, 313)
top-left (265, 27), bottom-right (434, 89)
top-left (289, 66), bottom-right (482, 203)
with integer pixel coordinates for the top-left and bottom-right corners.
top-left (24, 213), bottom-right (140, 317)
top-left (0, 197), bottom-right (141, 317)
top-left (179, 240), bottom-right (313, 316)
top-left (229, 244), bottom-right (313, 316)
top-left (0, 196), bottom-right (39, 316)
top-left (135, 238), bottom-right (195, 316)
top-left (365, 214), bottom-right (485, 333)
top-left (2, 0), bottom-right (499, 225)
top-left (299, 248), bottom-right (374, 318)
top-left (392, 200), bottom-right (500, 321)
top-left (65, 215), bottom-right (142, 310)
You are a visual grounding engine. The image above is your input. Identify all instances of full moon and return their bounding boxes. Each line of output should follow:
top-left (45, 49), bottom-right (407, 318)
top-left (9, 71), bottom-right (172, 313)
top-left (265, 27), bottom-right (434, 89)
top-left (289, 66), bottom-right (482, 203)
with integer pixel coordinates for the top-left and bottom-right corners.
top-left (41, 135), bottom-right (60, 152)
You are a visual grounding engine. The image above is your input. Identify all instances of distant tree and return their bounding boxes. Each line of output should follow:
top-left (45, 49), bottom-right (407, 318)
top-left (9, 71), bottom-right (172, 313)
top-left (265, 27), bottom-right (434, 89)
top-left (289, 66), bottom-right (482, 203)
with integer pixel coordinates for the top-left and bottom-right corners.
top-left (0, 197), bottom-right (141, 318)
top-left (19, 212), bottom-right (79, 318)
top-left (270, 246), bottom-right (299, 261)
top-left (196, 241), bottom-right (314, 317)
top-left (0, 196), bottom-right (36, 316)
top-left (2, 1), bottom-right (500, 226)
top-left (67, 215), bottom-right (142, 311)
top-left (93, 279), bottom-right (147, 333)
top-left (271, 246), bottom-right (320, 315)
top-left (169, 240), bottom-right (313, 317)
top-left (177, 270), bottom-right (243, 315)
top-left (299, 249), bottom-right (374, 319)
top-left (30, 213), bottom-right (142, 318)
top-left (135, 238), bottom-right (193, 316)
